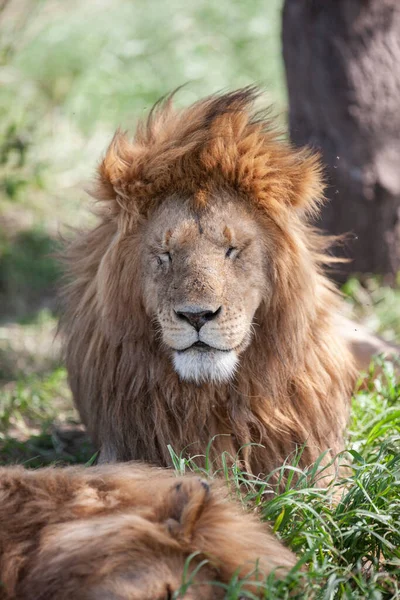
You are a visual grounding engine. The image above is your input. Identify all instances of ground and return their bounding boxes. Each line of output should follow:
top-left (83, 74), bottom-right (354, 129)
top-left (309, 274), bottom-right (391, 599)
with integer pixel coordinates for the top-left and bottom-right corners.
top-left (0, 1), bottom-right (399, 598)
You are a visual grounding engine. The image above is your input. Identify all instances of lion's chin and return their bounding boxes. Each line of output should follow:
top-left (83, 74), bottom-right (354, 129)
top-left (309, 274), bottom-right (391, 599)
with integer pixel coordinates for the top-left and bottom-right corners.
top-left (172, 348), bottom-right (238, 384)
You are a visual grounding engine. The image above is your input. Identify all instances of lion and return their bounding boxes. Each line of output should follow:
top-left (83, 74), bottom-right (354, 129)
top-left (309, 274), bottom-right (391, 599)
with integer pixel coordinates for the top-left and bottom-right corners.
top-left (60, 87), bottom-right (355, 477)
top-left (0, 463), bottom-right (296, 599)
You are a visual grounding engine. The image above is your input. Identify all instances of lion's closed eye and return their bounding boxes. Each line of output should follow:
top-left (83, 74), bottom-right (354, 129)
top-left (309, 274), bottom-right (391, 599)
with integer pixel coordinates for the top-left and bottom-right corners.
top-left (157, 252), bottom-right (172, 266)
top-left (225, 246), bottom-right (238, 259)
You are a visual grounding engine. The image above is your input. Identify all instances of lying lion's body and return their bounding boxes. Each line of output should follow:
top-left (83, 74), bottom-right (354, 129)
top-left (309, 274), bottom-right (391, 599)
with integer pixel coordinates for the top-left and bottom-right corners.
top-left (0, 464), bottom-right (295, 599)
top-left (61, 88), bottom-right (354, 476)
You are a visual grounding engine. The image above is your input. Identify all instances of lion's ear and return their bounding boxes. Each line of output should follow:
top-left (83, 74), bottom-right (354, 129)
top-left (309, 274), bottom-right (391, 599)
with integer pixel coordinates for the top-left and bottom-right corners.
top-left (94, 130), bottom-right (135, 203)
top-left (164, 478), bottom-right (210, 543)
top-left (285, 149), bottom-right (326, 215)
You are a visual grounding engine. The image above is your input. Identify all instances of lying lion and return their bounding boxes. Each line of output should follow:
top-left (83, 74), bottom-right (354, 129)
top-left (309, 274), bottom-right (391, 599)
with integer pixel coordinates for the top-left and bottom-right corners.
top-left (60, 87), bottom-right (356, 477)
top-left (0, 463), bottom-right (296, 599)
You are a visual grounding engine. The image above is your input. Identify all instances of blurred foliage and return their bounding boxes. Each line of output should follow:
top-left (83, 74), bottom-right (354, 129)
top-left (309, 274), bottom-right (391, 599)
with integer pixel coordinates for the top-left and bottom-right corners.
top-left (0, 0), bottom-right (285, 206)
top-left (0, 228), bottom-right (60, 318)
top-left (0, 309), bottom-right (61, 382)
top-left (343, 276), bottom-right (400, 343)
top-left (1, 367), bottom-right (69, 433)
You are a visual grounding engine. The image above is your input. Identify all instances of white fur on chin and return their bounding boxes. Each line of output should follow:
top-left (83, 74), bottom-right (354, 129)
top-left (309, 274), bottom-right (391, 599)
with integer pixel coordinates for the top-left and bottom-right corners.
top-left (173, 349), bottom-right (238, 384)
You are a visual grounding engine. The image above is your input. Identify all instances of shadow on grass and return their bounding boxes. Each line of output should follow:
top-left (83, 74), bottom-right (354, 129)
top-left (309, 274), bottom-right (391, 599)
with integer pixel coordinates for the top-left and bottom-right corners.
top-left (0, 367), bottom-right (93, 467)
top-left (0, 427), bottom-right (94, 468)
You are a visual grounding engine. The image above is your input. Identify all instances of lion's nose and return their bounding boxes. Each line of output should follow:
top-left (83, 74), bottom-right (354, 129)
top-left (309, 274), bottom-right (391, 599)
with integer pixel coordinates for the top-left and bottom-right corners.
top-left (175, 306), bottom-right (222, 331)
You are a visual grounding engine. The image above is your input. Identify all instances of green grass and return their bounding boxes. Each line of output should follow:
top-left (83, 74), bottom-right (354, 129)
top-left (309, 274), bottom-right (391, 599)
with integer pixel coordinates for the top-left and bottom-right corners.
top-left (169, 363), bottom-right (400, 598)
top-left (0, 366), bottom-right (93, 466)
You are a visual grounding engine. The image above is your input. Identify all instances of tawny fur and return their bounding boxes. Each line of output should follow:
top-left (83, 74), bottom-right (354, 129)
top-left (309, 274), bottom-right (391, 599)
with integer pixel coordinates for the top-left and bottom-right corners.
top-left (0, 464), bottom-right (296, 599)
top-left (60, 87), bottom-right (355, 478)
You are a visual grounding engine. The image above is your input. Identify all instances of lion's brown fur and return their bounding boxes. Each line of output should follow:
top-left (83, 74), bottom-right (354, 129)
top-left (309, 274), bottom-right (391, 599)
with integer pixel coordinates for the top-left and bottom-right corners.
top-left (0, 463), bottom-right (296, 599)
top-left (60, 88), bottom-right (355, 477)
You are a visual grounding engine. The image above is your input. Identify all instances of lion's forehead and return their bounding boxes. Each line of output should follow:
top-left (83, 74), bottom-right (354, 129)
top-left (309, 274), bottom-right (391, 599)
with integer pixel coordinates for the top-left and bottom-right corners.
top-left (145, 194), bottom-right (262, 250)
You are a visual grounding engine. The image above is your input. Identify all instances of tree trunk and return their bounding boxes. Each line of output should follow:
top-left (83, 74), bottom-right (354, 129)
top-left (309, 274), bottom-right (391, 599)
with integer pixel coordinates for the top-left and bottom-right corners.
top-left (282, 0), bottom-right (400, 282)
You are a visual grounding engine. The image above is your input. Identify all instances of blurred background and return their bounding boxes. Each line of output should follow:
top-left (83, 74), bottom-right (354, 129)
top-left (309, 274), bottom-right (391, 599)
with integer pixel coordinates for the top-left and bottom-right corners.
top-left (0, 0), bottom-right (399, 465)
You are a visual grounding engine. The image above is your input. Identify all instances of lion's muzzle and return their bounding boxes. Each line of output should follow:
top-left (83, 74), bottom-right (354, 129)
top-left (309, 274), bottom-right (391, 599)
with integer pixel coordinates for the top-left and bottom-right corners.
top-left (174, 305), bottom-right (222, 332)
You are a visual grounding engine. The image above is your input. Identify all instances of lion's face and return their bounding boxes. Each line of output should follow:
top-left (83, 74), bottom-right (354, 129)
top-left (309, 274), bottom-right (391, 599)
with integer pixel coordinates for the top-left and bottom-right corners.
top-left (141, 195), bottom-right (268, 383)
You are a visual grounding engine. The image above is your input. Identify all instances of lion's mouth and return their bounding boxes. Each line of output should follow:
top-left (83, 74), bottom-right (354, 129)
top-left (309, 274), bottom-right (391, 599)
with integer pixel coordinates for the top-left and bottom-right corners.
top-left (177, 341), bottom-right (232, 353)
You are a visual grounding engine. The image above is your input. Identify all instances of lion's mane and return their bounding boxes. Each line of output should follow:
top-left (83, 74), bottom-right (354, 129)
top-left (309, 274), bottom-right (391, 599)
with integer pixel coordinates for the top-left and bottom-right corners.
top-left (60, 88), bottom-right (354, 477)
